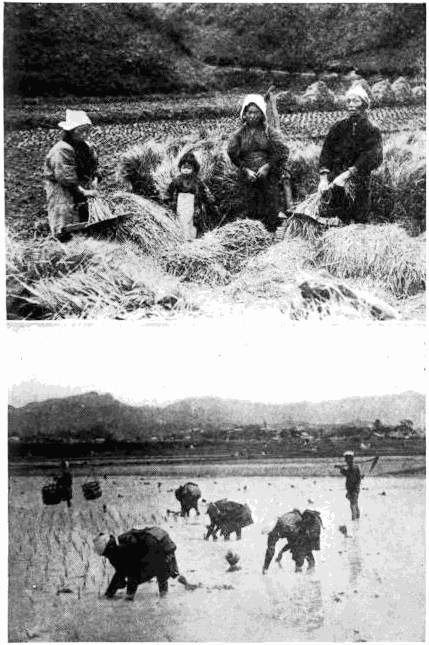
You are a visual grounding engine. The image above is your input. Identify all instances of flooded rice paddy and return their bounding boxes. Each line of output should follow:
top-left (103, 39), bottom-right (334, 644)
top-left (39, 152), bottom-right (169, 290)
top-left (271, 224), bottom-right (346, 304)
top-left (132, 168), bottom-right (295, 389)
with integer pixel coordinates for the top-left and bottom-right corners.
top-left (9, 474), bottom-right (425, 642)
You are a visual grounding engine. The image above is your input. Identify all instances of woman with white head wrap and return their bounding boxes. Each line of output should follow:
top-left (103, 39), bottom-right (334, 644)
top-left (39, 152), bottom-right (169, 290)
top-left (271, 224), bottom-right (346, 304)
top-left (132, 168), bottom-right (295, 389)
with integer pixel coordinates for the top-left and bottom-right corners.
top-left (227, 94), bottom-right (289, 232)
top-left (44, 109), bottom-right (100, 239)
top-left (317, 83), bottom-right (383, 224)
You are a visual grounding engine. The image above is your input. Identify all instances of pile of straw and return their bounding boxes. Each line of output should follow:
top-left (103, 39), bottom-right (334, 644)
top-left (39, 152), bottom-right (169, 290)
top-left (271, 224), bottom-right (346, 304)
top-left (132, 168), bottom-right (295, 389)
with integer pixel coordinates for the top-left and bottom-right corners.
top-left (296, 81), bottom-right (337, 109)
top-left (314, 223), bottom-right (426, 298)
top-left (162, 219), bottom-right (272, 285)
top-left (287, 140), bottom-right (320, 200)
top-left (371, 132), bottom-right (426, 234)
top-left (100, 191), bottom-right (184, 256)
top-left (88, 196), bottom-right (114, 224)
top-left (7, 234), bottom-right (183, 320)
top-left (281, 212), bottom-right (325, 244)
top-left (225, 236), bottom-right (397, 321)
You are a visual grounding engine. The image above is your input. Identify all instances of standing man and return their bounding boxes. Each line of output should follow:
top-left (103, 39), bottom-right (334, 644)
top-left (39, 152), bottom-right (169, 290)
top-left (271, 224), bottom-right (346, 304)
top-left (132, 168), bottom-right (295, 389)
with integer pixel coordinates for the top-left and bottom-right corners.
top-left (56, 459), bottom-right (73, 508)
top-left (336, 451), bottom-right (362, 520)
top-left (317, 84), bottom-right (383, 225)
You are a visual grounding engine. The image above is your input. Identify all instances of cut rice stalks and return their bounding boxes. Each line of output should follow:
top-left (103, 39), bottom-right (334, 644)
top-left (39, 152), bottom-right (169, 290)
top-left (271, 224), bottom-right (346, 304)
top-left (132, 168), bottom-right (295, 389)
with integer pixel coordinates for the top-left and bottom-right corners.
top-left (314, 223), bottom-right (425, 298)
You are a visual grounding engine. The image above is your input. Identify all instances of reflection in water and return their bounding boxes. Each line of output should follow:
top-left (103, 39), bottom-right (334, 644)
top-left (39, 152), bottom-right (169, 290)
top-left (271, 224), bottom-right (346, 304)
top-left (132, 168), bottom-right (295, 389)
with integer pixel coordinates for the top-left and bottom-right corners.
top-left (269, 576), bottom-right (324, 633)
top-left (348, 531), bottom-right (362, 587)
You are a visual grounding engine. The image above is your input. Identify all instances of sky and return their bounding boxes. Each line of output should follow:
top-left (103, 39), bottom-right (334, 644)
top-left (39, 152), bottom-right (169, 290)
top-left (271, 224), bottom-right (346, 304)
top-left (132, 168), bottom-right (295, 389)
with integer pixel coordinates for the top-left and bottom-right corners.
top-left (6, 321), bottom-right (426, 408)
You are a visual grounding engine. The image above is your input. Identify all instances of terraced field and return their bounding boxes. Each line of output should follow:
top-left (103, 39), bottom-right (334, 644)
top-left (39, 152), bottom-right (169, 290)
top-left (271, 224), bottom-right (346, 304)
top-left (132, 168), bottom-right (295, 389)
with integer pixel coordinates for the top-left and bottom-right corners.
top-left (4, 104), bottom-right (425, 239)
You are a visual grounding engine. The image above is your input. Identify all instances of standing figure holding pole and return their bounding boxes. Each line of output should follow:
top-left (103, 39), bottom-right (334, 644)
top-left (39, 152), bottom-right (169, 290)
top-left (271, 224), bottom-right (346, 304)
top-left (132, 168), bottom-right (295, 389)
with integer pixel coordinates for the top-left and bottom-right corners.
top-left (336, 451), bottom-right (362, 520)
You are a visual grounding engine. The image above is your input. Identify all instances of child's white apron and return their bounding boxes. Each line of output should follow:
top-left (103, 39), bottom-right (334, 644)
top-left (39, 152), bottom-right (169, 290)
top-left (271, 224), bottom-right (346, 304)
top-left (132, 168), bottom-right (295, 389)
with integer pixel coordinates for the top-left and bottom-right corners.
top-left (177, 193), bottom-right (197, 241)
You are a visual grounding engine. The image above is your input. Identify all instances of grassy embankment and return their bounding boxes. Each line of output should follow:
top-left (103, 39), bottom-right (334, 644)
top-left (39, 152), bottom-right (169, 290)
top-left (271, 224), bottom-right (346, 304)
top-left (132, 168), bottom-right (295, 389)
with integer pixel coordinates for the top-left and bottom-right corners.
top-left (9, 455), bottom-right (426, 478)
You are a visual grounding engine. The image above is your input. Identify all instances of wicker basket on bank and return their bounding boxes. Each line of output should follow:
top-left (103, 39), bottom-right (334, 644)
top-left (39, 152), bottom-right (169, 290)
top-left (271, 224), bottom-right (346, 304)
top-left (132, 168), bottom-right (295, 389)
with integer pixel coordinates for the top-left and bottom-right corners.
top-left (42, 483), bottom-right (63, 505)
top-left (82, 480), bottom-right (102, 501)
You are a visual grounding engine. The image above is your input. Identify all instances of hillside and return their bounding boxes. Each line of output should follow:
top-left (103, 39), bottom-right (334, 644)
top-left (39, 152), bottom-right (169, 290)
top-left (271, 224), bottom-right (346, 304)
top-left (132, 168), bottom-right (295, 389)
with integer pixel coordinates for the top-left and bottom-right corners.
top-left (8, 391), bottom-right (425, 442)
top-left (4, 3), bottom-right (425, 97)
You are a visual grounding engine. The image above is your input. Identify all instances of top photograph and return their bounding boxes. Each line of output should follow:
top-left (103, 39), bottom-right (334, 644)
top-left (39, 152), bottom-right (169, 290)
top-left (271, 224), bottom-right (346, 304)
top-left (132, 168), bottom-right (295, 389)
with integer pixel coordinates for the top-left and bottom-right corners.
top-left (4, 3), bottom-right (426, 322)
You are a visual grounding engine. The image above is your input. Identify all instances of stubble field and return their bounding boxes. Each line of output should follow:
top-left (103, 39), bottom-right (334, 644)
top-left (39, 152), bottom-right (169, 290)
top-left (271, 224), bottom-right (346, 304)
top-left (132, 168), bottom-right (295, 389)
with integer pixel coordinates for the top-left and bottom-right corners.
top-left (9, 466), bottom-right (425, 642)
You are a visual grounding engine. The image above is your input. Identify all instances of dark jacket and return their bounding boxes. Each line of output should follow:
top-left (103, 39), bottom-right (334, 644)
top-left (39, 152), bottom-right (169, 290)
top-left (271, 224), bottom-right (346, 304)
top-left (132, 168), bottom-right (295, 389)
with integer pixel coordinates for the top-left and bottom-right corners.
top-left (104, 528), bottom-right (178, 598)
top-left (228, 124), bottom-right (289, 176)
top-left (166, 176), bottom-right (216, 216)
top-left (55, 471), bottom-right (73, 501)
top-left (339, 464), bottom-right (362, 494)
top-left (319, 115), bottom-right (383, 181)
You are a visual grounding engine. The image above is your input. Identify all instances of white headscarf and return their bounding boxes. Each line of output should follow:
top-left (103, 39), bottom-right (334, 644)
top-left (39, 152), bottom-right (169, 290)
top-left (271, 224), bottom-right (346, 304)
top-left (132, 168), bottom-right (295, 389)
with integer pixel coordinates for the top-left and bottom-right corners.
top-left (240, 94), bottom-right (267, 120)
top-left (345, 85), bottom-right (370, 108)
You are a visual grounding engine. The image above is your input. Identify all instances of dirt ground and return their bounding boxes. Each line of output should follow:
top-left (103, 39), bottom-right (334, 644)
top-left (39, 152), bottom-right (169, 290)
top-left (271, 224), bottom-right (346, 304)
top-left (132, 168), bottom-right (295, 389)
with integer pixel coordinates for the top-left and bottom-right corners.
top-left (9, 472), bottom-right (425, 642)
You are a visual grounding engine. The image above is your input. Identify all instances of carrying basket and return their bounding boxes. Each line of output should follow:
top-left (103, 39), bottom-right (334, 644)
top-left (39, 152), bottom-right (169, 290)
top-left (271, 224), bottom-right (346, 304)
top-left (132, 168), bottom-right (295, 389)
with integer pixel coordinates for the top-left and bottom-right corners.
top-left (82, 480), bottom-right (102, 501)
top-left (42, 483), bottom-right (63, 505)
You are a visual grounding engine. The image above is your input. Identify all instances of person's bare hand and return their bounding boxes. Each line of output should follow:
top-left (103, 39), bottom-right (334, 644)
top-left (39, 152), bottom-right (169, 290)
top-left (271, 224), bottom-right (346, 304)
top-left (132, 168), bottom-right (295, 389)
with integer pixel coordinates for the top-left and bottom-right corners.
top-left (83, 188), bottom-right (98, 198)
top-left (245, 168), bottom-right (257, 182)
top-left (256, 164), bottom-right (270, 179)
top-left (318, 175), bottom-right (330, 193)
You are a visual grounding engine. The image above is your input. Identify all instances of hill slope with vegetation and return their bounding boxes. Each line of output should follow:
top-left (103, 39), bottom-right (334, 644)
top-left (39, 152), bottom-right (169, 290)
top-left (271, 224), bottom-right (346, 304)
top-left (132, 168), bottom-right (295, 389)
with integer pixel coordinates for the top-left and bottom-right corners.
top-left (8, 391), bottom-right (425, 443)
top-left (4, 3), bottom-right (425, 97)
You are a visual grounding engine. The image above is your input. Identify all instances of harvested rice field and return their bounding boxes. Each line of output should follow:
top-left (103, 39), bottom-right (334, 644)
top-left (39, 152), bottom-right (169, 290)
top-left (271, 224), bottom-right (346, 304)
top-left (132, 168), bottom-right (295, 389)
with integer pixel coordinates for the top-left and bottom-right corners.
top-left (9, 463), bottom-right (425, 642)
top-left (5, 103), bottom-right (426, 321)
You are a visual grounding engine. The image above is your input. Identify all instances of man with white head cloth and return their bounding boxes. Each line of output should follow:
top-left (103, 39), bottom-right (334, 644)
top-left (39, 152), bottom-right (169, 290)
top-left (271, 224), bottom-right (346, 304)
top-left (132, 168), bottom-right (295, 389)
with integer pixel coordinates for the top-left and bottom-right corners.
top-left (317, 83), bottom-right (383, 224)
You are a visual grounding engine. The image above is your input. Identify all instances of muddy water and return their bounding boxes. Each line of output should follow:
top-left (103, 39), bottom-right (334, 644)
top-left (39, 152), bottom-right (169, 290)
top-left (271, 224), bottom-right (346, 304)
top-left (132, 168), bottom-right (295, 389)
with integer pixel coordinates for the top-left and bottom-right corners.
top-left (9, 475), bottom-right (425, 641)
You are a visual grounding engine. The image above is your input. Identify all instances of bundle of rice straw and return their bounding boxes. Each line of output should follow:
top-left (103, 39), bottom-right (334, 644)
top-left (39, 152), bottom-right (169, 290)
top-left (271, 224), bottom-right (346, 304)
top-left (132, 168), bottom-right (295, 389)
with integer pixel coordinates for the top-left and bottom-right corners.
top-left (287, 140), bottom-right (321, 200)
top-left (116, 139), bottom-right (166, 197)
top-left (152, 138), bottom-right (220, 201)
top-left (371, 132), bottom-right (426, 233)
top-left (101, 191), bottom-right (184, 256)
top-left (314, 223), bottom-right (426, 298)
top-left (7, 237), bottom-right (183, 320)
top-left (88, 196), bottom-right (114, 224)
top-left (224, 237), bottom-right (397, 321)
top-left (162, 219), bottom-right (272, 285)
top-left (282, 211), bottom-right (326, 243)
top-left (211, 219), bottom-right (272, 272)
top-left (284, 180), bottom-right (355, 242)
top-left (6, 232), bottom-right (105, 283)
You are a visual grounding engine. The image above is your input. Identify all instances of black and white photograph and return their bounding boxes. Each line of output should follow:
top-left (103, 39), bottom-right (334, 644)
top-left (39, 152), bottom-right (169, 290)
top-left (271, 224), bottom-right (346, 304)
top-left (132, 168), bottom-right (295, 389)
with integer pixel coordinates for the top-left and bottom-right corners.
top-left (4, 2), bottom-right (427, 644)
top-left (4, 2), bottom-right (425, 322)
top-left (7, 323), bottom-right (426, 642)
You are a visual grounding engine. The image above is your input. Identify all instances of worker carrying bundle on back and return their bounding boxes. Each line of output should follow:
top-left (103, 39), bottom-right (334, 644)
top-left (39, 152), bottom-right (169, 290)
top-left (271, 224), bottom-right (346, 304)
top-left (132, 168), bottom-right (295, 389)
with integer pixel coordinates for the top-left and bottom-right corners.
top-left (94, 527), bottom-right (191, 600)
top-left (263, 508), bottom-right (323, 574)
top-left (165, 151), bottom-right (220, 240)
top-left (317, 84), bottom-right (383, 225)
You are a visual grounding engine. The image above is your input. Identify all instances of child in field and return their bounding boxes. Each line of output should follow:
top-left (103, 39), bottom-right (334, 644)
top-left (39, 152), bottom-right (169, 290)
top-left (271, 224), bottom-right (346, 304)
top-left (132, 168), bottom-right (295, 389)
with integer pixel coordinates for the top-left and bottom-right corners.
top-left (165, 151), bottom-right (219, 240)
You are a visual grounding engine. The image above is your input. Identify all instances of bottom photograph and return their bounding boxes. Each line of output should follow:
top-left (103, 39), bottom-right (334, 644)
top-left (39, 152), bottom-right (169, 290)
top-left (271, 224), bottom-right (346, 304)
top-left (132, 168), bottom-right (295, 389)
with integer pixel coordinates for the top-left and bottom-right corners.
top-left (7, 322), bottom-right (426, 643)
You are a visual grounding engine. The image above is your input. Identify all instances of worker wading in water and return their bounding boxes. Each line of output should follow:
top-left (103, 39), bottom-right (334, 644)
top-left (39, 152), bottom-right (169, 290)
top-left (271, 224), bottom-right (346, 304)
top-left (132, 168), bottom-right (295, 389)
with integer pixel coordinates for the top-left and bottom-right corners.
top-left (336, 450), bottom-right (362, 520)
top-left (94, 528), bottom-right (189, 600)
top-left (55, 459), bottom-right (73, 508)
top-left (263, 509), bottom-right (323, 574)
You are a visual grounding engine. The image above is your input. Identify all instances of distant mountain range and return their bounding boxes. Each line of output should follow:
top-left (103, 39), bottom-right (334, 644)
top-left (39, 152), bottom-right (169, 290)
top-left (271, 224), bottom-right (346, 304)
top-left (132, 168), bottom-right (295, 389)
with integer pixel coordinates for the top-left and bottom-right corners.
top-left (8, 390), bottom-right (425, 442)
